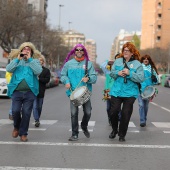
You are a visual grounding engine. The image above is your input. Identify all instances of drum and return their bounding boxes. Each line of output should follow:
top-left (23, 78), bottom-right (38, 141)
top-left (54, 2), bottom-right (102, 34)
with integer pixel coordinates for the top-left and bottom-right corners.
top-left (141, 86), bottom-right (156, 101)
top-left (70, 86), bottom-right (91, 106)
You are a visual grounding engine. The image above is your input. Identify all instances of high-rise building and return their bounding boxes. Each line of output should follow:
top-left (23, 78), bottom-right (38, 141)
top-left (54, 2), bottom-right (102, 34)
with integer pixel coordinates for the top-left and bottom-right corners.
top-left (63, 29), bottom-right (86, 50)
top-left (85, 39), bottom-right (97, 63)
top-left (140, 0), bottom-right (170, 49)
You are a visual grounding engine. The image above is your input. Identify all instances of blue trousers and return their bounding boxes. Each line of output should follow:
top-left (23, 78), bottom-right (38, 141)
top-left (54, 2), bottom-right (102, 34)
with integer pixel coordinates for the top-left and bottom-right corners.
top-left (12, 91), bottom-right (35, 136)
top-left (138, 95), bottom-right (149, 124)
top-left (70, 99), bottom-right (92, 136)
top-left (33, 97), bottom-right (44, 121)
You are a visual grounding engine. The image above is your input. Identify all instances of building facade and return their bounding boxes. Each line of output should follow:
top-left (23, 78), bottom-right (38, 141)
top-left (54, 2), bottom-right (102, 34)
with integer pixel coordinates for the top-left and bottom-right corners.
top-left (110, 29), bottom-right (141, 61)
top-left (63, 29), bottom-right (86, 50)
top-left (85, 39), bottom-right (97, 63)
top-left (140, 0), bottom-right (170, 49)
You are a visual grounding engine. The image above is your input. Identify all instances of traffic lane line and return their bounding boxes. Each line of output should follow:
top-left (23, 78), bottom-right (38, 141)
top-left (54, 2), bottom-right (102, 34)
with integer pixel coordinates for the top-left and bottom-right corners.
top-left (151, 102), bottom-right (170, 112)
top-left (0, 167), bottom-right (121, 170)
top-left (0, 141), bottom-right (170, 149)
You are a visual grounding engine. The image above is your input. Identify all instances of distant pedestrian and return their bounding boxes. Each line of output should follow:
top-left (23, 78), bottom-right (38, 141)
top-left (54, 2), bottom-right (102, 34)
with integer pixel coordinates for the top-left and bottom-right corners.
top-left (138, 54), bottom-right (159, 127)
top-left (61, 44), bottom-right (97, 141)
top-left (109, 42), bottom-right (144, 142)
top-left (101, 53), bottom-right (120, 125)
top-left (6, 42), bottom-right (42, 142)
top-left (33, 55), bottom-right (50, 127)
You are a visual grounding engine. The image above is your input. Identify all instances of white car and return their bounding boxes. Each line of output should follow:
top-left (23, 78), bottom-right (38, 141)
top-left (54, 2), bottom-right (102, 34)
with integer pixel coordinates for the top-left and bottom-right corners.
top-left (0, 68), bottom-right (8, 96)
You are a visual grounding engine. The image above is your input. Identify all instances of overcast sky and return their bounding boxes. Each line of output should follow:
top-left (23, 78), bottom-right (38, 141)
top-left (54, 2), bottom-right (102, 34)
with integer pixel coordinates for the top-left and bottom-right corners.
top-left (46, 0), bottom-right (142, 64)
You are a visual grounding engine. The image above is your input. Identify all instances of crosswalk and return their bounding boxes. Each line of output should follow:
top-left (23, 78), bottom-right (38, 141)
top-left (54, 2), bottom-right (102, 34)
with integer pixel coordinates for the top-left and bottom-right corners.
top-left (1, 119), bottom-right (170, 134)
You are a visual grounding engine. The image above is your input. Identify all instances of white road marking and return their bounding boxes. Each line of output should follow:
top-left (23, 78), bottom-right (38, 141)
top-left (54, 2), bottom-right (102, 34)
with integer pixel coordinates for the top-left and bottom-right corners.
top-left (0, 141), bottom-right (170, 149)
top-left (0, 167), bottom-right (119, 170)
top-left (152, 122), bottom-right (170, 128)
top-left (128, 122), bottom-right (136, 127)
top-left (29, 128), bottom-right (46, 131)
top-left (163, 131), bottom-right (170, 133)
top-left (32, 120), bottom-right (58, 125)
top-left (151, 102), bottom-right (170, 112)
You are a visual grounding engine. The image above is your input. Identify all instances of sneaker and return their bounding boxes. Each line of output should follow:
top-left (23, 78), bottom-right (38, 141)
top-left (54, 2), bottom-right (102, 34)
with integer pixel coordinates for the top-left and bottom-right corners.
top-left (68, 135), bottom-right (78, 141)
top-left (140, 123), bottom-right (146, 127)
top-left (35, 120), bottom-right (40, 127)
top-left (81, 125), bottom-right (90, 138)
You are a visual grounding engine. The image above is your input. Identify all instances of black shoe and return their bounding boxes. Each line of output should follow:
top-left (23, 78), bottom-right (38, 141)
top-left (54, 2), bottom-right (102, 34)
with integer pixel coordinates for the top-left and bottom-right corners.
top-left (68, 135), bottom-right (78, 141)
top-left (81, 126), bottom-right (90, 138)
top-left (9, 114), bottom-right (13, 120)
top-left (109, 130), bottom-right (117, 139)
top-left (140, 123), bottom-right (146, 127)
top-left (119, 137), bottom-right (125, 142)
top-left (35, 121), bottom-right (40, 127)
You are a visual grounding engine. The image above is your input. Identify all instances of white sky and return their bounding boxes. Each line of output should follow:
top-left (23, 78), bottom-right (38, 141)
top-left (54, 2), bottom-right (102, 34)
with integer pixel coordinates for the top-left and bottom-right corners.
top-left (46, 0), bottom-right (142, 64)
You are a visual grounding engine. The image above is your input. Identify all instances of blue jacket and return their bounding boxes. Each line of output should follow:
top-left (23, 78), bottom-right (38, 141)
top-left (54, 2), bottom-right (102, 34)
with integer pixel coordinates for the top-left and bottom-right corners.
top-left (61, 58), bottom-right (97, 97)
top-left (110, 58), bottom-right (144, 98)
top-left (6, 58), bottom-right (42, 97)
top-left (140, 63), bottom-right (158, 92)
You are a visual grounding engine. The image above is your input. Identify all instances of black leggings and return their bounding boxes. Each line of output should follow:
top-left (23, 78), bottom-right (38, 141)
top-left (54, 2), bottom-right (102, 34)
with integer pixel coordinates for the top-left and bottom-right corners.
top-left (109, 96), bottom-right (136, 137)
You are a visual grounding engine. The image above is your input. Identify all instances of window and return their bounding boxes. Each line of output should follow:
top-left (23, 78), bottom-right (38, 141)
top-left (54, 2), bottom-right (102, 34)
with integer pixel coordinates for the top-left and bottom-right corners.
top-left (157, 36), bottom-right (161, 41)
top-left (157, 25), bottom-right (161, 30)
top-left (158, 13), bottom-right (162, 18)
top-left (158, 2), bottom-right (162, 8)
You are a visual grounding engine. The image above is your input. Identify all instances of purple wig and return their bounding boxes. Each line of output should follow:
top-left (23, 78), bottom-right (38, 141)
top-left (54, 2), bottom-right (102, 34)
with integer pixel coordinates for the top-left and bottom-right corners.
top-left (64, 44), bottom-right (89, 63)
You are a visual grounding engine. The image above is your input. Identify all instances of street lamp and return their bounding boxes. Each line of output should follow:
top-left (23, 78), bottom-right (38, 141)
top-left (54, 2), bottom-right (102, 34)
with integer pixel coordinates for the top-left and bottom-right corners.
top-left (68, 21), bottom-right (72, 30)
top-left (58, 4), bottom-right (64, 30)
top-left (149, 24), bottom-right (153, 48)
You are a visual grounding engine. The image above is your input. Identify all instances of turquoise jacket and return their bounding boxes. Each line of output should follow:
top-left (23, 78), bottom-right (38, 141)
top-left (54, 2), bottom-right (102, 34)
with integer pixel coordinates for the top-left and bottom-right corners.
top-left (110, 58), bottom-right (144, 98)
top-left (100, 60), bottom-right (114, 90)
top-left (61, 58), bottom-right (97, 97)
top-left (140, 63), bottom-right (158, 92)
top-left (6, 58), bottom-right (42, 97)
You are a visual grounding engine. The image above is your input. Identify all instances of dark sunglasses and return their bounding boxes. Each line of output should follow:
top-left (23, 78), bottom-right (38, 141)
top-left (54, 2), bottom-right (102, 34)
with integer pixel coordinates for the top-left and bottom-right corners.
top-left (75, 48), bottom-right (84, 52)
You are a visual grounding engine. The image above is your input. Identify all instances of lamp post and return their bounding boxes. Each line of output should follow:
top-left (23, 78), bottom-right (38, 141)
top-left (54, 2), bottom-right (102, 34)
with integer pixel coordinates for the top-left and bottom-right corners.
top-left (58, 4), bottom-right (64, 30)
top-left (68, 21), bottom-right (72, 30)
top-left (149, 24), bottom-right (153, 48)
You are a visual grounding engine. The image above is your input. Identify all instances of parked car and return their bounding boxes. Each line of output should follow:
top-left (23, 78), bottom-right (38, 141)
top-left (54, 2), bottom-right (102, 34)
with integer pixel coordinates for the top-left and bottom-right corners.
top-left (164, 75), bottom-right (170, 87)
top-left (46, 71), bottom-right (59, 88)
top-left (0, 68), bottom-right (8, 96)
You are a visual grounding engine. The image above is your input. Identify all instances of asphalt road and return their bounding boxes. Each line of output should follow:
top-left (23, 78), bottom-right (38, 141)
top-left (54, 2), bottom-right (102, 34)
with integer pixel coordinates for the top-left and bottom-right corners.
top-left (0, 75), bottom-right (170, 170)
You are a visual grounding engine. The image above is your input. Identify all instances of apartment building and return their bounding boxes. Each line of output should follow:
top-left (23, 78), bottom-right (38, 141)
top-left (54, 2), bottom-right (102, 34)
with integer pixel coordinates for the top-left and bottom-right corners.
top-left (63, 29), bottom-right (86, 50)
top-left (85, 39), bottom-right (97, 63)
top-left (110, 29), bottom-right (141, 61)
top-left (140, 0), bottom-right (170, 49)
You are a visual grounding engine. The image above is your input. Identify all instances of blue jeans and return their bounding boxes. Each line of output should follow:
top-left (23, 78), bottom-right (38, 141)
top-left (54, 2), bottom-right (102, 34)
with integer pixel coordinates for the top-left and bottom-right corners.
top-left (138, 95), bottom-right (149, 124)
top-left (12, 91), bottom-right (35, 136)
top-left (70, 99), bottom-right (92, 136)
top-left (33, 97), bottom-right (44, 121)
top-left (9, 101), bottom-right (12, 116)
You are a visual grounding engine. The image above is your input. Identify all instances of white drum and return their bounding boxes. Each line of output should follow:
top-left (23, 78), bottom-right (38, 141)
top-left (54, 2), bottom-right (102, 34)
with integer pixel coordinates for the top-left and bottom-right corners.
top-left (141, 86), bottom-right (156, 100)
top-left (70, 86), bottom-right (91, 106)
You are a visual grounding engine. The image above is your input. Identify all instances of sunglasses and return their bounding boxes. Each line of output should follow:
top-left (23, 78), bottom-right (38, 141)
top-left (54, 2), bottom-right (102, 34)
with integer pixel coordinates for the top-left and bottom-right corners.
top-left (75, 48), bottom-right (84, 52)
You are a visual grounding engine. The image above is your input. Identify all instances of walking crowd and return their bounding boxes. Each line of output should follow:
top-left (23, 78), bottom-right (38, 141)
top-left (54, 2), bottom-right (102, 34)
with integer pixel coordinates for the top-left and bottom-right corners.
top-left (6, 41), bottom-right (159, 142)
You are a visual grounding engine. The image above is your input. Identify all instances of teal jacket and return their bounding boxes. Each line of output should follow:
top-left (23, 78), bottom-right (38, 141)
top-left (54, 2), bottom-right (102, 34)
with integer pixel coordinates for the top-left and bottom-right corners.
top-left (110, 58), bottom-right (144, 98)
top-left (6, 58), bottom-right (42, 97)
top-left (61, 58), bottom-right (97, 97)
top-left (140, 63), bottom-right (158, 92)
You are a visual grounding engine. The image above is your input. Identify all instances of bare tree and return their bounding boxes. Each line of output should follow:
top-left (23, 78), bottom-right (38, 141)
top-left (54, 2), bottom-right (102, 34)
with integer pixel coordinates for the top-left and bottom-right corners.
top-left (0, 0), bottom-right (45, 53)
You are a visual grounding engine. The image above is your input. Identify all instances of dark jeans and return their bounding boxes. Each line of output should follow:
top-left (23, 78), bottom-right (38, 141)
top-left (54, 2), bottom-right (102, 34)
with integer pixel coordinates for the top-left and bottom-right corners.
top-left (110, 96), bottom-right (136, 137)
top-left (70, 99), bottom-right (92, 136)
top-left (33, 97), bottom-right (44, 121)
top-left (107, 99), bottom-right (121, 121)
top-left (12, 91), bottom-right (35, 136)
